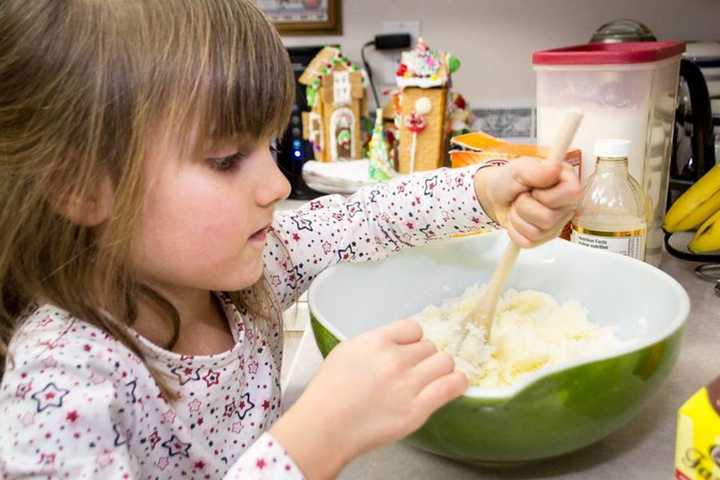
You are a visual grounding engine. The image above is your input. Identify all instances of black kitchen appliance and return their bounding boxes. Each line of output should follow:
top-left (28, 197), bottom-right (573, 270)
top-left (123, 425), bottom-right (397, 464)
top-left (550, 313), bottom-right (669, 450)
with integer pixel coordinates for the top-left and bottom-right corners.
top-left (277, 45), bottom-right (327, 200)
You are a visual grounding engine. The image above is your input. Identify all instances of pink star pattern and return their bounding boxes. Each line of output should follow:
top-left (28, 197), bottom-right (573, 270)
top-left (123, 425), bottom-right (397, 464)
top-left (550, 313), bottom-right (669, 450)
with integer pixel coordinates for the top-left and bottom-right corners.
top-left (96, 451), bottom-right (114, 469)
top-left (41, 356), bottom-right (58, 368)
top-left (156, 457), bottom-right (169, 471)
top-left (15, 382), bottom-right (32, 400)
top-left (188, 399), bottom-right (202, 414)
top-left (161, 409), bottom-right (176, 425)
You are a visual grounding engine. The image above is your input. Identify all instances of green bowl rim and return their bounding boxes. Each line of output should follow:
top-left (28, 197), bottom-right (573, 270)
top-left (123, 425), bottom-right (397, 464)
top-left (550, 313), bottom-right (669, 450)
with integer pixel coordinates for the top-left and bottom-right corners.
top-left (307, 232), bottom-right (690, 400)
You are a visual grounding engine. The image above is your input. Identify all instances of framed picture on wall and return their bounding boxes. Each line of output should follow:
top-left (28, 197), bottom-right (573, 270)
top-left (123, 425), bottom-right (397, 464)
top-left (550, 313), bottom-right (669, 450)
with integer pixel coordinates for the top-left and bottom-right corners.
top-left (256, 0), bottom-right (342, 35)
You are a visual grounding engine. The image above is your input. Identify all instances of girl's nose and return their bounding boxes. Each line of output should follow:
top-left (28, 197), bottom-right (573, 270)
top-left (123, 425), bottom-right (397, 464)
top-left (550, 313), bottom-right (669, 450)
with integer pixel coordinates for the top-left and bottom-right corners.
top-left (257, 155), bottom-right (291, 207)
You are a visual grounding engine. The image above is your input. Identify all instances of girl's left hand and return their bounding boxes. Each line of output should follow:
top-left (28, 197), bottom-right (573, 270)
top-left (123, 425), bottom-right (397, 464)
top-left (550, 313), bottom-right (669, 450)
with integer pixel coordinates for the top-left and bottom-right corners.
top-left (473, 158), bottom-right (583, 248)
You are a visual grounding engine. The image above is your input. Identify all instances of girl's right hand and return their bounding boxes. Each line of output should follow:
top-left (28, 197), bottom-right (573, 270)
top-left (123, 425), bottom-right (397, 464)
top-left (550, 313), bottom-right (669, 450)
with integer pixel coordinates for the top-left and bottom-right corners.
top-left (270, 319), bottom-right (467, 479)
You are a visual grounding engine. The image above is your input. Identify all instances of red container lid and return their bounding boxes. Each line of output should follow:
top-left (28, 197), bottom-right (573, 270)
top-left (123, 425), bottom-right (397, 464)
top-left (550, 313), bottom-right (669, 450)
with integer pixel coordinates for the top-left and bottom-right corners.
top-left (533, 41), bottom-right (685, 65)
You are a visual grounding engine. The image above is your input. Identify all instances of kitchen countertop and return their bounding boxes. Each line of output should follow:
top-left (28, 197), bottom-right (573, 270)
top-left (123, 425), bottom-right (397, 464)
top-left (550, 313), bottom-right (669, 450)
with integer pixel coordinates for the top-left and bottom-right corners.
top-left (282, 252), bottom-right (720, 479)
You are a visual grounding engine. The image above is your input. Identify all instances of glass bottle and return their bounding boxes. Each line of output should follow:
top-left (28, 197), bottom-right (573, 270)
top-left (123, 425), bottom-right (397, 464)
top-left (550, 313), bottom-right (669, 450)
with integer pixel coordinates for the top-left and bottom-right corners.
top-left (571, 139), bottom-right (647, 261)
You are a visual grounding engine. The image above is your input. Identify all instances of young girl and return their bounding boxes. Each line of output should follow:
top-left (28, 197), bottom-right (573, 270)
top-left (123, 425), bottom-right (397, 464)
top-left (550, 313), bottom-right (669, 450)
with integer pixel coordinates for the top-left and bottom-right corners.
top-left (0, 1), bottom-right (580, 478)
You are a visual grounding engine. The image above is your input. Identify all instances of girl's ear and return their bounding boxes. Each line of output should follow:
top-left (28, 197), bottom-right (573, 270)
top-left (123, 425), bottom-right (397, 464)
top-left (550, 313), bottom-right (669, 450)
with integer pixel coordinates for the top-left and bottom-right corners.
top-left (53, 176), bottom-right (114, 226)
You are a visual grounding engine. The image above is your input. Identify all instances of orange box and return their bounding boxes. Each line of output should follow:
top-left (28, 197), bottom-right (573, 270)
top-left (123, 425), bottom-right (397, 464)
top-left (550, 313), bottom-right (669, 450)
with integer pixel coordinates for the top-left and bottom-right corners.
top-left (450, 131), bottom-right (582, 172)
top-left (449, 131), bottom-right (583, 240)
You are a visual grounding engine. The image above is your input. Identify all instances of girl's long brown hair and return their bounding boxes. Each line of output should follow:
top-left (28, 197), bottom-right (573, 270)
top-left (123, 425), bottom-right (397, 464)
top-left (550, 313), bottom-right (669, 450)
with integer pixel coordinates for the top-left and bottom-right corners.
top-left (0, 0), bottom-right (294, 397)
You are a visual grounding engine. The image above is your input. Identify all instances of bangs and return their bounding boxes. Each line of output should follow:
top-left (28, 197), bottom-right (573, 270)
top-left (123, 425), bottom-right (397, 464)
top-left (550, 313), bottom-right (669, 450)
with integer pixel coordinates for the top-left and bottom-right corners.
top-left (202, 2), bottom-right (295, 142)
top-left (145, 1), bottom-right (295, 149)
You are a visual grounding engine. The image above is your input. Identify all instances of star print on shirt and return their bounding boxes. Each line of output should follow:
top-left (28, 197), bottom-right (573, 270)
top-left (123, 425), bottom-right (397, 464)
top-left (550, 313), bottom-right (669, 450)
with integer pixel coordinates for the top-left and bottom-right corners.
top-left (31, 382), bottom-right (70, 412)
top-left (149, 431), bottom-right (162, 449)
top-left (161, 409), bottom-right (176, 424)
top-left (419, 224), bottom-right (435, 239)
top-left (202, 369), bottom-right (220, 388)
top-left (322, 241), bottom-right (332, 254)
top-left (290, 216), bottom-right (313, 232)
top-left (113, 423), bottom-right (130, 447)
top-left (235, 393), bottom-right (255, 420)
top-left (345, 201), bottom-right (362, 218)
top-left (424, 175), bottom-right (439, 196)
top-left (369, 189), bottom-right (381, 203)
top-left (15, 382), bottom-right (32, 399)
top-left (188, 399), bottom-right (202, 414)
top-left (41, 356), bottom-right (58, 368)
top-left (223, 401), bottom-right (236, 418)
top-left (337, 243), bottom-right (356, 261)
top-left (124, 379), bottom-right (138, 404)
top-left (171, 366), bottom-right (201, 385)
top-left (156, 456), bottom-right (169, 471)
top-left (284, 264), bottom-right (304, 290)
top-left (161, 435), bottom-right (191, 458)
top-left (95, 450), bottom-right (114, 470)
top-left (309, 200), bottom-right (324, 210)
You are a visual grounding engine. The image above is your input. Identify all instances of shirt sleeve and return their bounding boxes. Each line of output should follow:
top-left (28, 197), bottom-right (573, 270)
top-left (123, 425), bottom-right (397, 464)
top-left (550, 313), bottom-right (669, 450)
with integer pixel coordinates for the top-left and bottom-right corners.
top-left (224, 432), bottom-right (304, 479)
top-left (264, 165), bottom-right (498, 308)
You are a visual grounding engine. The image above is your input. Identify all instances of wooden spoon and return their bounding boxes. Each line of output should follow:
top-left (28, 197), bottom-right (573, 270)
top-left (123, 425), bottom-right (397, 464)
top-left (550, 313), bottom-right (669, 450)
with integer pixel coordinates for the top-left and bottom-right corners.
top-left (467, 111), bottom-right (584, 341)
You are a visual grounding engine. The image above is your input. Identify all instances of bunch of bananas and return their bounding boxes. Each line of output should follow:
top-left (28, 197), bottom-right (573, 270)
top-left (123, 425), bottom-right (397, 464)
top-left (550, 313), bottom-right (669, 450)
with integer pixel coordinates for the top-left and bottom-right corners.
top-left (664, 164), bottom-right (720, 253)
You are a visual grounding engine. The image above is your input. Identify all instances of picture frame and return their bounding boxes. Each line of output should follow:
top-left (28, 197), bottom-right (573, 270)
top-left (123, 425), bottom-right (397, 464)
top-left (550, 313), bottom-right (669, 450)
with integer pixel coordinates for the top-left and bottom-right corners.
top-left (257, 0), bottom-right (342, 35)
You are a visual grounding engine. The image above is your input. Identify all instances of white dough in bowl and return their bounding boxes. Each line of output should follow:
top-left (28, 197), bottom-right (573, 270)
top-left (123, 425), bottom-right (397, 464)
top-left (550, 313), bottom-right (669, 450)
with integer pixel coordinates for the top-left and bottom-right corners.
top-left (414, 285), bottom-right (624, 388)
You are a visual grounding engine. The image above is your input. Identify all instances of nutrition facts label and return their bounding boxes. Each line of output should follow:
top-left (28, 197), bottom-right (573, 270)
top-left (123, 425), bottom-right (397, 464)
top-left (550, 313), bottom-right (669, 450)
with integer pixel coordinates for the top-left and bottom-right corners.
top-left (571, 228), bottom-right (646, 260)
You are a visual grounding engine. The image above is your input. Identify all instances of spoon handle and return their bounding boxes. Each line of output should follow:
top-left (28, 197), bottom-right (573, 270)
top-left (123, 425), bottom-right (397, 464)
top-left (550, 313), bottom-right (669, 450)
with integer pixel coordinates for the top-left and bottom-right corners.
top-left (473, 111), bottom-right (584, 336)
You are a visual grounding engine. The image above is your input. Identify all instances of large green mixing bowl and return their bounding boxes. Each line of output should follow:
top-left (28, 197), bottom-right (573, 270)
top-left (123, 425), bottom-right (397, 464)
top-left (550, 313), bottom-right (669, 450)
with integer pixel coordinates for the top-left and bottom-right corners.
top-left (307, 231), bottom-right (689, 465)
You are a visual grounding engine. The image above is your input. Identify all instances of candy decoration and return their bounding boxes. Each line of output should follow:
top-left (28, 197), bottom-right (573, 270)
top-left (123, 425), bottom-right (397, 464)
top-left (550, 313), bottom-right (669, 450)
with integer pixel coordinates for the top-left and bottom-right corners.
top-left (448, 55), bottom-right (461, 74)
top-left (414, 97), bottom-right (432, 115)
top-left (405, 112), bottom-right (427, 133)
top-left (405, 111), bottom-right (428, 174)
top-left (396, 63), bottom-right (408, 77)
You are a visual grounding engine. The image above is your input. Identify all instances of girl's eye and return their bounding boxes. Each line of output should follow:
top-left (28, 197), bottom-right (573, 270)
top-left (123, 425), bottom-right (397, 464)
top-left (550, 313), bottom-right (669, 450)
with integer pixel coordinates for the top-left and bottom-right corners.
top-left (207, 152), bottom-right (246, 172)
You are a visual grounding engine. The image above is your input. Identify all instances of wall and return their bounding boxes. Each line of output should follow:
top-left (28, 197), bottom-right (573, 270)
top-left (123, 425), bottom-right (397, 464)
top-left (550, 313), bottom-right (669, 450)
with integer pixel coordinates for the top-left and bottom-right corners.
top-left (282, 0), bottom-right (720, 108)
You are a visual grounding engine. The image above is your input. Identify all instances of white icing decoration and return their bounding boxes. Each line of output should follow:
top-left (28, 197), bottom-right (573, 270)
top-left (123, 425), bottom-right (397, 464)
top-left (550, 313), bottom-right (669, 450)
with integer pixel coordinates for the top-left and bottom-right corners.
top-left (396, 76), bottom-right (446, 89)
top-left (333, 70), bottom-right (351, 106)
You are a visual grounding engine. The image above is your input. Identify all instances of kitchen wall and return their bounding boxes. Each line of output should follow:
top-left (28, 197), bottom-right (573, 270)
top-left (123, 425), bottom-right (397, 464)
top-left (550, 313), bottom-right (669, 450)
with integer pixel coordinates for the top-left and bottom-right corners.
top-left (282, 0), bottom-right (720, 108)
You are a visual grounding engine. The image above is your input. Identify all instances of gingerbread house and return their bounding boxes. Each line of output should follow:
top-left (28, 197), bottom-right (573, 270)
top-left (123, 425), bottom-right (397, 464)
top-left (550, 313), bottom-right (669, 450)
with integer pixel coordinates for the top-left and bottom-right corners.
top-left (393, 39), bottom-right (462, 174)
top-left (300, 47), bottom-right (367, 162)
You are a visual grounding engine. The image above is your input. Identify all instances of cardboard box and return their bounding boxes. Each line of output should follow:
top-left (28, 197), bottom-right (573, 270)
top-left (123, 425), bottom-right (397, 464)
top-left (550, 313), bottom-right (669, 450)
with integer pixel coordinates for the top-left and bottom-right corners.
top-left (675, 376), bottom-right (720, 480)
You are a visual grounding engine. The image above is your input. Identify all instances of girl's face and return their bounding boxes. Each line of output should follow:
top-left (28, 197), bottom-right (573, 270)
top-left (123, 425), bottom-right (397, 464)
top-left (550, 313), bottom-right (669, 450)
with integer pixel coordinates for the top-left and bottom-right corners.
top-left (131, 133), bottom-right (291, 295)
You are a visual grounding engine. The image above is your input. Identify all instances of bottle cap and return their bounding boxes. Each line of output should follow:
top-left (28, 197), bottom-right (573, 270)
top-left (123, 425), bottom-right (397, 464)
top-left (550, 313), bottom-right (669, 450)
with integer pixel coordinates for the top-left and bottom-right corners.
top-left (594, 139), bottom-right (631, 159)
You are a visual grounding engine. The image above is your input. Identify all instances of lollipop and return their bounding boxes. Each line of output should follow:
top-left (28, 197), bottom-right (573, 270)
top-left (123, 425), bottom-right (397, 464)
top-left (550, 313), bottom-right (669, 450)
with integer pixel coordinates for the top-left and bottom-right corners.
top-left (405, 97), bottom-right (432, 174)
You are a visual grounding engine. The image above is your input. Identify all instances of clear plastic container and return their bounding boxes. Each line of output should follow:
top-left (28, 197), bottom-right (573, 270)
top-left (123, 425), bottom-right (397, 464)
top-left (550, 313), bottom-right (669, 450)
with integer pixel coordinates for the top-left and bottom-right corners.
top-left (572, 139), bottom-right (648, 261)
top-left (534, 41), bottom-right (684, 266)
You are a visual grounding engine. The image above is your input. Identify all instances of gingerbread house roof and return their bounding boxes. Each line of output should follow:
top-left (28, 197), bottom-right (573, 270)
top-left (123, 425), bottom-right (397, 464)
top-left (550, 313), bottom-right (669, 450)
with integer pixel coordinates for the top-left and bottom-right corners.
top-left (299, 46), bottom-right (361, 86)
top-left (395, 38), bottom-right (458, 89)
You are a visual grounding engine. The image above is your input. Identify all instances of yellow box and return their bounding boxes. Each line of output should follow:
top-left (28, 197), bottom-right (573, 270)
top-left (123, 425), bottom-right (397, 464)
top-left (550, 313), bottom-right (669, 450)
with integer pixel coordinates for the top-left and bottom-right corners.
top-left (675, 376), bottom-right (720, 480)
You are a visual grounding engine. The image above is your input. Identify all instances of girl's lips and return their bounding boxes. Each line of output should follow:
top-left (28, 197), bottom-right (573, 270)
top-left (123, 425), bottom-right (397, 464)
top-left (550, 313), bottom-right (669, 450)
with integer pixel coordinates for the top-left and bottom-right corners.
top-left (249, 226), bottom-right (269, 243)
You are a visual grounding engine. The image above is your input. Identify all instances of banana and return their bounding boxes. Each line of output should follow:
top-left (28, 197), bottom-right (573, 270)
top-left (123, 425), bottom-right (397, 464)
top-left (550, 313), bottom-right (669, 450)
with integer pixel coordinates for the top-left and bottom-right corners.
top-left (688, 208), bottom-right (720, 253)
top-left (664, 164), bottom-right (720, 232)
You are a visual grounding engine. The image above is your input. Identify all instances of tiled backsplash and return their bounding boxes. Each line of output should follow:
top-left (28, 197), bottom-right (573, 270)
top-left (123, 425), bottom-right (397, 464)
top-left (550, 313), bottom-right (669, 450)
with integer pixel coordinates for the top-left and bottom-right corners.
top-left (471, 107), bottom-right (536, 140)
